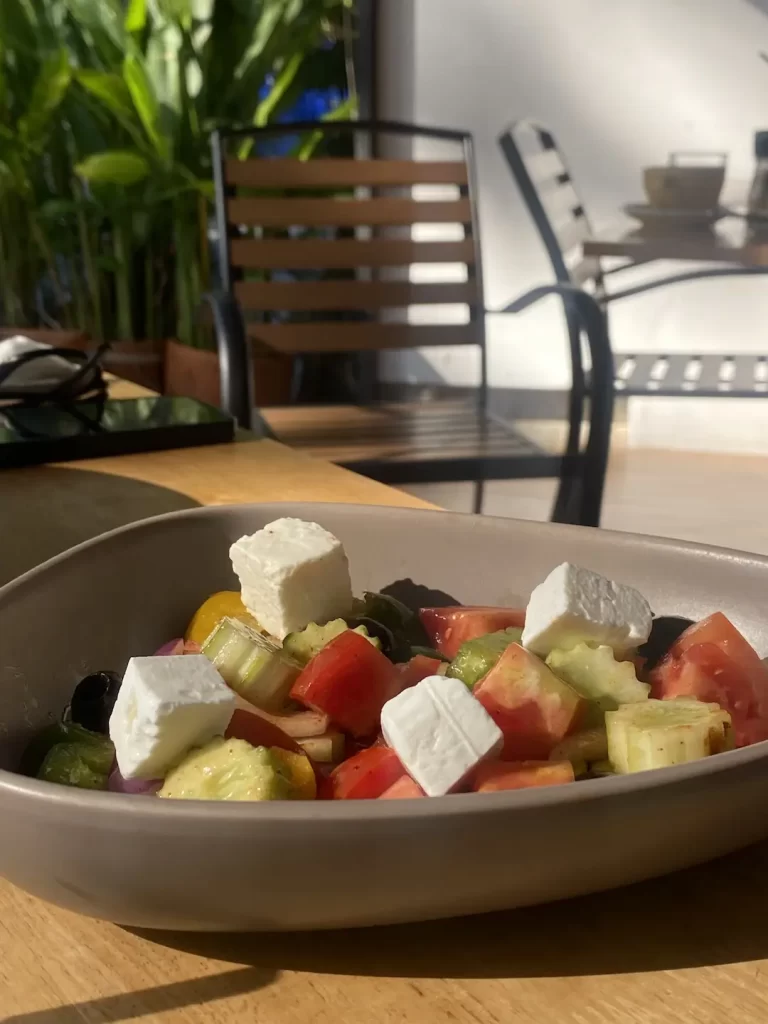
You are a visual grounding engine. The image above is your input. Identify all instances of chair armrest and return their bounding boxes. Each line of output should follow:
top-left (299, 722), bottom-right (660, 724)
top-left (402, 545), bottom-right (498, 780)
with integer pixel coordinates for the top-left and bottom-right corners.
top-left (201, 291), bottom-right (254, 430)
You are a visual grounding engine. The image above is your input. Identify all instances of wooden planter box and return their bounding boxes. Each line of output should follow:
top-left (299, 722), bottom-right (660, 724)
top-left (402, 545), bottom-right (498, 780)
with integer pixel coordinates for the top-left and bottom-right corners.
top-left (164, 339), bottom-right (293, 409)
top-left (101, 340), bottom-right (164, 393)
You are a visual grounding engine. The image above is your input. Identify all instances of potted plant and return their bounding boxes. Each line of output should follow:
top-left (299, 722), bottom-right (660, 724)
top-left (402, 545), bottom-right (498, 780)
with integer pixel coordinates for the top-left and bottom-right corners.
top-left (0, 0), bottom-right (356, 400)
top-left (0, 4), bottom-right (81, 345)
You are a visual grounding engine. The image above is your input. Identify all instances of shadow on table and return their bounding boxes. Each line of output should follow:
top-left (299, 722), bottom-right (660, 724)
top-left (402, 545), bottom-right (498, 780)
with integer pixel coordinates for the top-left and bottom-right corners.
top-left (137, 839), bottom-right (768, 980)
top-left (1, 466), bottom-right (200, 587)
top-left (4, 966), bottom-right (276, 1024)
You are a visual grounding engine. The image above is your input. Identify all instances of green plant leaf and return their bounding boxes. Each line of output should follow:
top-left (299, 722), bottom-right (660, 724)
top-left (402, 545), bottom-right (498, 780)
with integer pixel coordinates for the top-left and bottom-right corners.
top-left (0, 0), bottom-right (39, 54)
top-left (255, 50), bottom-right (304, 127)
top-left (320, 93), bottom-right (357, 123)
top-left (77, 70), bottom-right (136, 125)
top-left (146, 174), bottom-right (213, 203)
top-left (0, 160), bottom-right (14, 194)
top-left (191, 21), bottom-right (213, 52)
top-left (0, 62), bottom-right (8, 119)
top-left (38, 198), bottom-right (79, 221)
top-left (76, 69), bottom-right (155, 157)
top-left (191, 0), bottom-right (216, 19)
top-left (123, 51), bottom-right (171, 164)
top-left (76, 150), bottom-right (151, 186)
top-left (19, 51), bottom-right (72, 147)
top-left (236, 48), bottom-right (305, 160)
top-left (66, 0), bottom-right (127, 56)
top-left (144, 21), bottom-right (183, 123)
top-left (233, 1), bottom-right (286, 80)
top-left (124, 0), bottom-right (147, 33)
top-left (295, 94), bottom-right (357, 160)
top-left (94, 254), bottom-right (120, 273)
top-left (157, 0), bottom-right (215, 23)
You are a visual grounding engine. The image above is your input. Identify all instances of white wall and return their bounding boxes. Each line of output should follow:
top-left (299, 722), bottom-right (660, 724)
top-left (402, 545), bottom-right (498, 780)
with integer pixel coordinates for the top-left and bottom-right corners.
top-left (378, 0), bottom-right (768, 390)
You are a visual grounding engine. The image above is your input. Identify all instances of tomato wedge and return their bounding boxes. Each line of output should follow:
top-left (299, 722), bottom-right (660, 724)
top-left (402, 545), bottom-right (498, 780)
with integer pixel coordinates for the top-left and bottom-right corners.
top-left (651, 613), bottom-right (768, 747)
top-left (474, 643), bottom-right (586, 759)
top-left (379, 775), bottom-right (426, 799)
top-left (290, 630), bottom-right (398, 737)
top-left (330, 745), bottom-right (406, 799)
top-left (225, 708), bottom-right (304, 754)
top-left (392, 655), bottom-right (444, 695)
top-left (419, 606), bottom-right (526, 659)
top-left (665, 612), bottom-right (766, 680)
top-left (226, 708), bottom-right (328, 795)
top-left (472, 759), bottom-right (575, 793)
top-left (652, 620), bottom-right (768, 747)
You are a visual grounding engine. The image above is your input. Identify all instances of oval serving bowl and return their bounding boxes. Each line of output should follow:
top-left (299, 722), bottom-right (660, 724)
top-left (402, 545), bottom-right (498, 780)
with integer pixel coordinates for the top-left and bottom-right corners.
top-left (3, 502), bottom-right (768, 933)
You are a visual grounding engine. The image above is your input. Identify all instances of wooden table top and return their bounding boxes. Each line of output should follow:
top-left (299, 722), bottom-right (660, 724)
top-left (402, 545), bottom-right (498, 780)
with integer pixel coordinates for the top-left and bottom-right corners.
top-left (584, 213), bottom-right (768, 266)
top-left (0, 381), bottom-right (433, 588)
top-left (3, 382), bottom-right (768, 1024)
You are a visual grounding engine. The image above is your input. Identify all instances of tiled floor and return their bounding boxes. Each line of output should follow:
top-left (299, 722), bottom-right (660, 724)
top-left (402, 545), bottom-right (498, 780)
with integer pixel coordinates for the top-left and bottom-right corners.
top-left (403, 424), bottom-right (768, 556)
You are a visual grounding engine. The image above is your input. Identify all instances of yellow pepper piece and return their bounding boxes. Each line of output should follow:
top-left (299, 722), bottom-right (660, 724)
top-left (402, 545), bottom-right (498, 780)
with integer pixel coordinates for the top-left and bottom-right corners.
top-left (271, 748), bottom-right (317, 800)
top-left (185, 591), bottom-right (260, 647)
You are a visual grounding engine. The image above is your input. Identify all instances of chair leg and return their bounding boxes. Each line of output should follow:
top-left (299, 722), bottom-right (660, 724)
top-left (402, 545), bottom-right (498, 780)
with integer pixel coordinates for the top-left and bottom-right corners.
top-left (551, 384), bottom-right (584, 525)
top-left (473, 477), bottom-right (486, 515)
top-left (575, 455), bottom-right (605, 528)
top-left (498, 284), bottom-right (614, 529)
top-left (552, 473), bottom-right (581, 524)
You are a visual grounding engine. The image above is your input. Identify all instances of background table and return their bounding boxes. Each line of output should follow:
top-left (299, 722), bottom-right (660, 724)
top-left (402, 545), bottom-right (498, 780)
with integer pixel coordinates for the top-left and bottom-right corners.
top-left (3, 382), bottom-right (768, 1024)
top-left (583, 213), bottom-right (768, 265)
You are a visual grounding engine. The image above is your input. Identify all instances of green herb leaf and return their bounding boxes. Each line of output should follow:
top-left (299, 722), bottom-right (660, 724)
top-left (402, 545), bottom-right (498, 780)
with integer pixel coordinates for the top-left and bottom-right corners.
top-left (76, 150), bottom-right (151, 186)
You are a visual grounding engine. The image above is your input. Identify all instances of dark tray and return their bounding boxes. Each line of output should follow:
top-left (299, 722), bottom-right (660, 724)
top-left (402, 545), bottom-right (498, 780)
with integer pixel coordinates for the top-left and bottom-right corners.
top-left (0, 396), bottom-right (235, 469)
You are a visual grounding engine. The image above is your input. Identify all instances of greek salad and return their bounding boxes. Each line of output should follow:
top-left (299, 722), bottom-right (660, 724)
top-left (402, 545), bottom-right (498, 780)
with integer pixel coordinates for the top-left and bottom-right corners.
top-left (20, 518), bottom-right (767, 802)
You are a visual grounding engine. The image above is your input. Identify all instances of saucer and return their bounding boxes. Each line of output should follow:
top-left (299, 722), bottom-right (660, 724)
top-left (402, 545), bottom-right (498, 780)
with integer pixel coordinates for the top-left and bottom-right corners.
top-left (624, 203), bottom-right (727, 233)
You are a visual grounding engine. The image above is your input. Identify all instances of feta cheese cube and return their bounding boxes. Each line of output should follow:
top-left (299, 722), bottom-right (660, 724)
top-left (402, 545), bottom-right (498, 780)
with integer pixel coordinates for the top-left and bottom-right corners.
top-left (381, 675), bottom-right (503, 797)
top-left (521, 562), bottom-right (652, 658)
top-left (109, 656), bottom-right (236, 779)
top-left (230, 518), bottom-right (353, 640)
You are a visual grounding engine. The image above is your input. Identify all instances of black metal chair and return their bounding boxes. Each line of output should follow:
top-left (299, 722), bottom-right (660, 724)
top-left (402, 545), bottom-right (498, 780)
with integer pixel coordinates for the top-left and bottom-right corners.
top-left (206, 120), bottom-right (615, 526)
top-left (499, 119), bottom-right (768, 400)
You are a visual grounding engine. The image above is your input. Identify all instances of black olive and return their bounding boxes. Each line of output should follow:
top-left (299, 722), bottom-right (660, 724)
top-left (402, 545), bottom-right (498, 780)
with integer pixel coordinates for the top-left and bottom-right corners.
top-left (68, 671), bottom-right (122, 735)
top-left (379, 580), bottom-right (462, 618)
top-left (359, 590), bottom-right (431, 647)
top-left (637, 617), bottom-right (695, 671)
top-left (346, 616), bottom-right (411, 663)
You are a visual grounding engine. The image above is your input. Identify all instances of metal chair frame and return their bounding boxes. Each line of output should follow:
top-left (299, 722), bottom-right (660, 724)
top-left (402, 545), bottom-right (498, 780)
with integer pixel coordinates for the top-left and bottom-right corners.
top-left (499, 119), bottom-right (768, 409)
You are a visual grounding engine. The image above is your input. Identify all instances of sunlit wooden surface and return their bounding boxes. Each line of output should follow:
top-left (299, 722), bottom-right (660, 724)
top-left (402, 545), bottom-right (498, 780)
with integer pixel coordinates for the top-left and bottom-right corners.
top-left (4, 382), bottom-right (768, 1024)
top-left (1, 380), bottom-right (434, 587)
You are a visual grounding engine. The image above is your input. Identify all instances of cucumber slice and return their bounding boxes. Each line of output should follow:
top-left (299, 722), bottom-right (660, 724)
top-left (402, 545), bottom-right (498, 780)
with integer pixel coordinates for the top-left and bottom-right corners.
top-left (546, 643), bottom-right (649, 720)
top-left (588, 760), bottom-right (615, 778)
top-left (447, 627), bottom-right (524, 688)
top-left (606, 698), bottom-right (733, 774)
top-left (159, 739), bottom-right (292, 801)
top-left (283, 619), bottom-right (379, 665)
top-left (202, 617), bottom-right (300, 711)
top-left (549, 726), bottom-right (608, 767)
top-left (37, 734), bottom-right (114, 790)
top-left (297, 732), bottom-right (346, 763)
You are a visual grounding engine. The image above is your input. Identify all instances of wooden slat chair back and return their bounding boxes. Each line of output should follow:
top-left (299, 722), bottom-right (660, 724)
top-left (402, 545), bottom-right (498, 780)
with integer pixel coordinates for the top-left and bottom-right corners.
top-left (213, 126), bottom-right (485, 362)
top-left (208, 121), bottom-right (614, 525)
